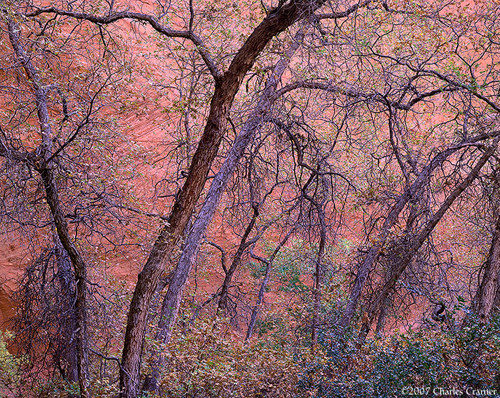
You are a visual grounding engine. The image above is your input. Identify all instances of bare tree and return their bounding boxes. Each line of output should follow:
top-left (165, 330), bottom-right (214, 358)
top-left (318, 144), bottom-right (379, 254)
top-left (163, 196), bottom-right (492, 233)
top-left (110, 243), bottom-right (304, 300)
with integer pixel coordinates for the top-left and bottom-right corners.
top-left (359, 140), bottom-right (499, 341)
top-left (2, 18), bottom-right (92, 396)
top-left (246, 228), bottom-right (295, 342)
top-left (3, 1), bottom-right (498, 396)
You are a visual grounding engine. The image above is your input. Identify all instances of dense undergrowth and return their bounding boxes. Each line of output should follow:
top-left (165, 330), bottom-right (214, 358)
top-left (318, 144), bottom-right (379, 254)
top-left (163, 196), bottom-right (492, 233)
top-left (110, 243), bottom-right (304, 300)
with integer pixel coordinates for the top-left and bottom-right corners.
top-left (1, 313), bottom-right (499, 397)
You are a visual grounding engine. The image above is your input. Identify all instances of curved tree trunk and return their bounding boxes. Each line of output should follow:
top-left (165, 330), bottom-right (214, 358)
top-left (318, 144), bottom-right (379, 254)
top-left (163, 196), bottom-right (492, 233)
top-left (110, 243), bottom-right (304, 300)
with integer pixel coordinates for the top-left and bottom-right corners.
top-left (39, 164), bottom-right (91, 397)
top-left (141, 28), bottom-right (307, 396)
top-left (119, 1), bottom-right (326, 392)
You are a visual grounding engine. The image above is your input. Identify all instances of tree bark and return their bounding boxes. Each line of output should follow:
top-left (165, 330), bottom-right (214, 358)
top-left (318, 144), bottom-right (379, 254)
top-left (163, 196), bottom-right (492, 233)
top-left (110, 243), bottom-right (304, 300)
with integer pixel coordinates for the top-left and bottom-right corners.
top-left (473, 211), bottom-right (500, 322)
top-left (7, 19), bottom-right (91, 397)
top-left (339, 139), bottom-right (493, 329)
top-left (154, 25), bottom-right (304, 343)
top-left (374, 292), bottom-right (392, 337)
top-left (358, 141), bottom-right (498, 341)
top-left (54, 238), bottom-right (79, 384)
top-left (119, 4), bottom-right (327, 395)
top-left (39, 166), bottom-right (91, 397)
top-left (141, 27), bottom-right (306, 395)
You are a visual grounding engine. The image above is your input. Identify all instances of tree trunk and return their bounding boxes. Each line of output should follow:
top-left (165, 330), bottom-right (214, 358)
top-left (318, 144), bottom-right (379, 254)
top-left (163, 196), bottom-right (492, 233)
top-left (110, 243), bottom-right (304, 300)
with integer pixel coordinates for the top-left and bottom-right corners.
top-left (217, 204), bottom-right (259, 315)
top-left (119, 6), bottom-right (316, 393)
top-left (339, 140), bottom-right (490, 329)
top-left (246, 259), bottom-right (272, 343)
top-left (54, 238), bottom-right (79, 384)
top-left (473, 211), bottom-right (500, 322)
top-left (141, 28), bottom-right (306, 395)
top-left (39, 166), bottom-right (91, 397)
top-left (8, 20), bottom-right (91, 397)
top-left (311, 221), bottom-right (326, 348)
top-left (374, 291), bottom-right (392, 337)
top-left (303, 183), bottom-right (328, 348)
top-left (359, 142), bottom-right (498, 341)
top-left (246, 230), bottom-right (294, 342)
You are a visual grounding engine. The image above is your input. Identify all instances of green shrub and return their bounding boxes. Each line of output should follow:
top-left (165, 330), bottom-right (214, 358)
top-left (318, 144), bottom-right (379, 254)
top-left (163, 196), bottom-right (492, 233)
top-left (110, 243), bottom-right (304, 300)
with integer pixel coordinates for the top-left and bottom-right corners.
top-left (298, 315), bottom-right (500, 398)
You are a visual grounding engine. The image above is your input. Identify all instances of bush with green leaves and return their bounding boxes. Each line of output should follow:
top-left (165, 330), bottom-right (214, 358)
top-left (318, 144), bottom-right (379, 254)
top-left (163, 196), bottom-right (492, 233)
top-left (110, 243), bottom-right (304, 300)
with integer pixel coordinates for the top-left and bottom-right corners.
top-left (298, 314), bottom-right (500, 398)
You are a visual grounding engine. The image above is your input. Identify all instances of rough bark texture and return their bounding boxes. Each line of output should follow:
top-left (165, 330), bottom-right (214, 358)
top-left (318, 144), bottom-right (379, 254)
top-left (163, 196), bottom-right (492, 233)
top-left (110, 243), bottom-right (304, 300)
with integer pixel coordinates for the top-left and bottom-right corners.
top-left (155, 26), bottom-right (304, 344)
top-left (54, 238), bottom-right (79, 384)
top-left (374, 292), bottom-right (392, 337)
top-left (473, 211), bottom-right (500, 322)
top-left (120, 3), bottom-right (325, 397)
top-left (141, 27), bottom-right (306, 395)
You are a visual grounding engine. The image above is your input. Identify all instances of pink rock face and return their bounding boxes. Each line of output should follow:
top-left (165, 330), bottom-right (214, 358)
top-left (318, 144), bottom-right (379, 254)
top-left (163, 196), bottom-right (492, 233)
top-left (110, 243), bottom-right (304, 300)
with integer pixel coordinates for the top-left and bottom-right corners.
top-left (0, 239), bottom-right (25, 328)
top-left (0, 288), bottom-right (14, 328)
